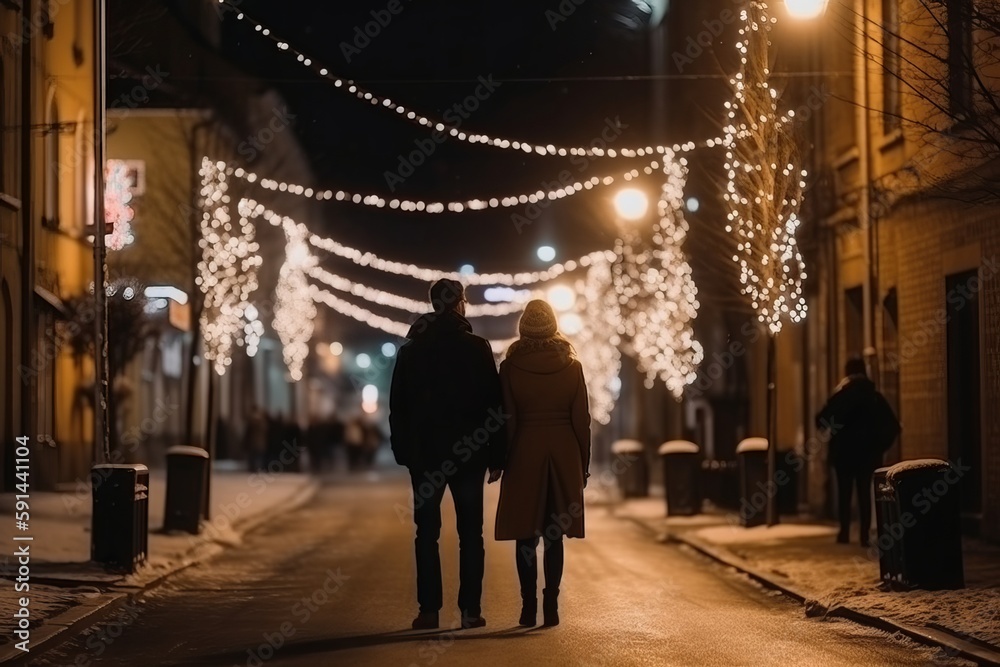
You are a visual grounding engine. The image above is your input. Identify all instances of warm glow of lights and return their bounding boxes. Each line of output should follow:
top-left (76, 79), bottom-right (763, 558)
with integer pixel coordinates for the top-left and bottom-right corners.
top-left (362, 384), bottom-right (378, 403)
top-left (226, 156), bottom-right (665, 214)
top-left (196, 160), bottom-right (262, 375)
top-left (784, 0), bottom-right (828, 19)
top-left (685, 197), bottom-right (700, 213)
top-left (329, 341), bottom-right (343, 356)
top-left (547, 284), bottom-right (576, 312)
top-left (356, 353), bottom-right (372, 369)
top-left (613, 188), bottom-right (649, 221)
top-left (105, 160), bottom-right (135, 251)
top-left (559, 312), bottom-right (583, 335)
top-left (537, 245), bottom-right (556, 262)
top-left (224, 7), bottom-right (724, 159)
top-left (723, 1), bottom-right (808, 335)
top-left (362, 401), bottom-right (378, 414)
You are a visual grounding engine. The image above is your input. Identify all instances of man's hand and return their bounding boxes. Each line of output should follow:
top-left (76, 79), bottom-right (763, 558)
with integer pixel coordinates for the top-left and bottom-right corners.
top-left (487, 468), bottom-right (502, 484)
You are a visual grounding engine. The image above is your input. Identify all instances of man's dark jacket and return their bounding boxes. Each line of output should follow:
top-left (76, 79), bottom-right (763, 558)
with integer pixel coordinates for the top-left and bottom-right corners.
top-left (816, 375), bottom-right (900, 469)
top-left (389, 310), bottom-right (506, 472)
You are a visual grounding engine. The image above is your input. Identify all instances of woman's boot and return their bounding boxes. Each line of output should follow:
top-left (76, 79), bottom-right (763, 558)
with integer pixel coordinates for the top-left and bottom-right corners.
top-left (542, 588), bottom-right (559, 627)
top-left (516, 538), bottom-right (539, 627)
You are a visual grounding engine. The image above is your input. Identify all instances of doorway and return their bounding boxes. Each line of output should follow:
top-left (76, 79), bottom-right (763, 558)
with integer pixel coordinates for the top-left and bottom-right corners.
top-left (945, 269), bottom-right (982, 533)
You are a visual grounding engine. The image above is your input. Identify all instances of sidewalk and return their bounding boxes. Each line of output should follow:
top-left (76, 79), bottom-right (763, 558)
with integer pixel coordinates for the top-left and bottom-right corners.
top-left (0, 464), bottom-right (318, 661)
top-left (614, 497), bottom-right (1000, 665)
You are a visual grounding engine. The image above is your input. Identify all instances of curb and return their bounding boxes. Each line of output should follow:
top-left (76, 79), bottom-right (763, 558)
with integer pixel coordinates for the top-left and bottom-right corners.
top-left (662, 527), bottom-right (1000, 667)
top-left (0, 478), bottom-right (320, 665)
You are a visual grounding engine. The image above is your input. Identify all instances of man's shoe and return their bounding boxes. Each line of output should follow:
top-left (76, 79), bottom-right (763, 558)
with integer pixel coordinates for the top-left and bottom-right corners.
top-left (411, 612), bottom-right (439, 630)
top-left (460, 613), bottom-right (486, 629)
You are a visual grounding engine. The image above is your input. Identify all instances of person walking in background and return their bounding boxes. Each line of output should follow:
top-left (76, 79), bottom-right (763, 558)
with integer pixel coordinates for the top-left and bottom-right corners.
top-left (344, 416), bottom-right (365, 472)
top-left (816, 357), bottom-right (901, 546)
top-left (495, 299), bottom-right (591, 628)
top-left (245, 405), bottom-right (268, 472)
top-left (389, 279), bottom-right (505, 631)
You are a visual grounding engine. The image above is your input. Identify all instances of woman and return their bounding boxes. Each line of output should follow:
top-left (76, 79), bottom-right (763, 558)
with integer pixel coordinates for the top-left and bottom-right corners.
top-left (495, 299), bottom-right (591, 627)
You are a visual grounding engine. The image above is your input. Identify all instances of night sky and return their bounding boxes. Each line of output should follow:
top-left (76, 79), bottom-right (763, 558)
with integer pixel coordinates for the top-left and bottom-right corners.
top-left (192, 0), bottom-right (734, 347)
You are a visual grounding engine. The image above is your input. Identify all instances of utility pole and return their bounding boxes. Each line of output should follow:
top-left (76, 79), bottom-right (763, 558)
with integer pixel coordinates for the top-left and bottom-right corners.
top-left (93, 0), bottom-right (110, 464)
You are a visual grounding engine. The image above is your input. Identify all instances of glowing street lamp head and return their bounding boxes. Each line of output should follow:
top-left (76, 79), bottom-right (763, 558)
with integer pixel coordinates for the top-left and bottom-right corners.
top-left (784, 0), bottom-right (829, 19)
top-left (613, 188), bottom-right (649, 221)
top-left (536, 245), bottom-right (556, 262)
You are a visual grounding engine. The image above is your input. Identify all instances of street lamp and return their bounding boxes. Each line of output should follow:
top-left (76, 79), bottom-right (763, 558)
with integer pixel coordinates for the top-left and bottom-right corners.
top-left (536, 245), bottom-right (556, 262)
top-left (613, 188), bottom-right (649, 221)
top-left (329, 341), bottom-right (343, 356)
top-left (784, 0), bottom-right (829, 19)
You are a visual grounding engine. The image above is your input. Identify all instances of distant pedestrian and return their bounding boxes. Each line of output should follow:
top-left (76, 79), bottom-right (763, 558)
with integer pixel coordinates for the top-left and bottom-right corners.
top-left (245, 405), bottom-right (268, 472)
top-left (494, 299), bottom-right (591, 628)
top-left (816, 357), bottom-right (900, 546)
top-left (389, 278), bottom-right (505, 631)
top-left (344, 417), bottom-right (365, 471)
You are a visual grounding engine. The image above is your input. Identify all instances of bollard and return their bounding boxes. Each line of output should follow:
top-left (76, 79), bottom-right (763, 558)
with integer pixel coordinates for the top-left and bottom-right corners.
top-left (658, 440), bottom-right (701, 516)
top-left (736, 437), bottom-right (769, 527)
top-left (164, 446), bottom-right (210, 534)
top-left (610, 439), bottom-right (648, 498)
top-left (91, 464), bottom-right (149, 572)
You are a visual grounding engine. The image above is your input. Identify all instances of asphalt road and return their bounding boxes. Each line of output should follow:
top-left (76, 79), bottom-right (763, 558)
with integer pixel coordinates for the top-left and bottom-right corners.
top-left (31, 471), bottom-right (971, 667)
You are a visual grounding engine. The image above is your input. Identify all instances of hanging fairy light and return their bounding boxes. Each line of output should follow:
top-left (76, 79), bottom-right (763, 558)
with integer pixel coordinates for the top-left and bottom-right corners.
top-left (312, 287), bottom-right (516, 354)
top-left (308, 265), bottom-right (537, 317)
top-left (225, 159), bottom-right (663, 213)
top-left (308, 229), bottom-right (616, 287)
top-left (629, 161), bottom-right (704, 396)
top-left (723, 1), bottom-right (808, 333)
top-left (273, 215), bottom-right (317, 382)
top-left (195, 159), bottom-right (262, 375)
top-left (219, 3), bottom-right (720, 160)
top-left (104, 160), bottom-right (135, 251)
top-left (569, 256), bottom-right (621, 424)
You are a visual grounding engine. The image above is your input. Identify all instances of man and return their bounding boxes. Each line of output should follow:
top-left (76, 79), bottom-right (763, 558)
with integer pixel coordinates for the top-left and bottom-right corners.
top-left (389, 279), bottom-right (505, 630)
top-left (816, 357), bottom-right (901, 546)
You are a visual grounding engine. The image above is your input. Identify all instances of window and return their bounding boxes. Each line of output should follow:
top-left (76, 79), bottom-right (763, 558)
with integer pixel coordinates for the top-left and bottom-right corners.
top-left (43, 95), bottom-right (59, 228)
top-left (881, 0), bottom-right (901, 132)
top-left (947, 0), bottom-right (974, 117)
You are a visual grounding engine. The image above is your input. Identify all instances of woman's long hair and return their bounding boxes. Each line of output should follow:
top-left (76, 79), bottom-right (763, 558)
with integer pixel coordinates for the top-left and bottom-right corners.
top-left (504, 331), bottom-right (577, 361)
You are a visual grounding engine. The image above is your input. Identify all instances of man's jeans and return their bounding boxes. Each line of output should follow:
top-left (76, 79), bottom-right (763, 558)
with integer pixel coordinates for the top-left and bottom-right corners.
top-left (410, 466), bottom-right (485, 615)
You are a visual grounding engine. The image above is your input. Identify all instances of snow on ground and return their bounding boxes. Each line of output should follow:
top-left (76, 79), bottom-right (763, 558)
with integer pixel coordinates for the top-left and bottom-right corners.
top-left (689, 524), bottom-right (1000, 648)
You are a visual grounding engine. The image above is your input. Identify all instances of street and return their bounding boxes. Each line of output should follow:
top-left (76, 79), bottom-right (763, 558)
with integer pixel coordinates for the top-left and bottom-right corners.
top-left (29, 472), bottom-right (969, 667)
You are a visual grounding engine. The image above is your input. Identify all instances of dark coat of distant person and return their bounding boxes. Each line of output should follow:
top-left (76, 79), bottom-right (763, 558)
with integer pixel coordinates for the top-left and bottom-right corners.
top-left (815, 373), bottom-right (900, 468)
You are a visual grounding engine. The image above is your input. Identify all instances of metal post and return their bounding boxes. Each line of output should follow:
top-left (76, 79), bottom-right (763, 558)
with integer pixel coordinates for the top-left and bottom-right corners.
top-left (766, 333), bottom-right (779, 526)
top-left (93, 0), bottom-right (110, 464)
top-left (20, 0), bottom-right (35, 479)
top-left (854, 0), bottom-right (877, 382)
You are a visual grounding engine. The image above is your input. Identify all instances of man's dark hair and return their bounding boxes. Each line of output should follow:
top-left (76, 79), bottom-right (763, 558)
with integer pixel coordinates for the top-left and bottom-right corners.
top-left (845, 356), bottom-right (867, 377)
top-left (429, 279), bottom-right (465, 315)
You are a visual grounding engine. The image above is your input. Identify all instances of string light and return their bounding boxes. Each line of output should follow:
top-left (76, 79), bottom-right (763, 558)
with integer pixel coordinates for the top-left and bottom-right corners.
top-left (195, 159), bottom-right (262, 375)
top-left (311, 286), bottom-right (515, 354)
top-left (723, 1), bottom-right (808, 334)
top-left (309, 231), bottom-right (616, 286)
top-left (570, 256), bottom-right (621, 424)
top-left (631, 161), bottom-right (704, 396)
top-left (308, 265), bottom-right (536, 317)
top-left (272, 213), bottom-right (317, 382)
top-left (220, 3), bottom-right (720, 159)
top-left (225, 159), bottom-right (665, 213)
top-left (104, 160), bottom-right (135, 251)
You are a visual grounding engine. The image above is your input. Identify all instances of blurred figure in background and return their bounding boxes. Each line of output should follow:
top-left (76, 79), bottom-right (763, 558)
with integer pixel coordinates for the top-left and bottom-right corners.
top-left (306, 415), bottom-right (329, 474)
top-left (361, 416), bottom-right (385, 469)
top-left (344, 416), bottom-right (365, 471)
top-left (816, 357), bottom-right (900, 546)
top-left (245, 405), bottom-right (268, 472)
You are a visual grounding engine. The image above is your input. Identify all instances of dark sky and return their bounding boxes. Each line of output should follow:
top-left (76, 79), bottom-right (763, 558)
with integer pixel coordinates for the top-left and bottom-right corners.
top-left (207, 0), bottom-right (734, 348)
